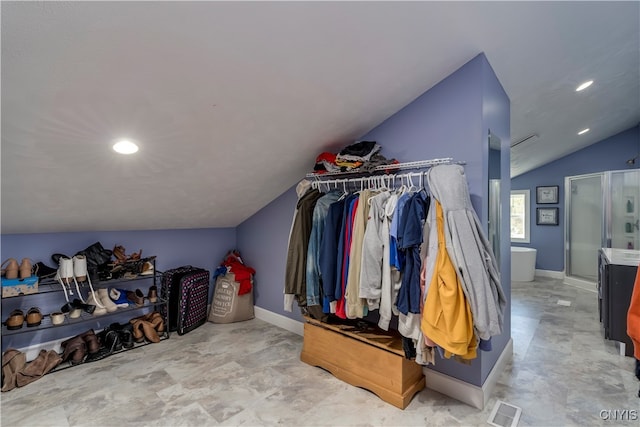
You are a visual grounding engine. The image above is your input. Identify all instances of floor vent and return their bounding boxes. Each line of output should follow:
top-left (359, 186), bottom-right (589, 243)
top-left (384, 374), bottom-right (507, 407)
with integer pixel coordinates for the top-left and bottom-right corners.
top-left (557, 299), bottom-right (571, 306)
top-left (488, 400), bottom-right (522, 427)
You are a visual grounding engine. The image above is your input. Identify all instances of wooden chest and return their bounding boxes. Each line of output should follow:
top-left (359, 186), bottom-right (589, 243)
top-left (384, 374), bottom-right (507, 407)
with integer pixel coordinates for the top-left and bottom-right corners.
top-left (300, 317), bottom-right (425, 409)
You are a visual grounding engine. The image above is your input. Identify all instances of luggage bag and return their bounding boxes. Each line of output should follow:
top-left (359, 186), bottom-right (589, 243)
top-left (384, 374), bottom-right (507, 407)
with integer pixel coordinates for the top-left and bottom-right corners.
top-left (161, 265), bottom-right (210, 335)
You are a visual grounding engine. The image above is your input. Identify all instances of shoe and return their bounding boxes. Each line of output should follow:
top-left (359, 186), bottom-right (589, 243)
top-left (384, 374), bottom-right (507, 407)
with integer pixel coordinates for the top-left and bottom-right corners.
top-left (26, 307), bottom-right (42, 327)
top-left (33, 262), bottom-right (57, 279)
top-left (15, 349), bottom-right (61, 387)
top-left (146, 312), bottom-right (165, 333)
top-left (19, 258), bottom-right (33, 279)
top-left (130, 319), bottom-right (146, 343)
top-left (72, 255), bottom-right (88, 282)
top-left (61, 299), bottom-right (93, 318)
top-left (97, 288), bottom-right (118, 312)
top-left (5, 309), bottom-right (25, 330)
top-left (140, 261), bottom-right (154, 276)
top-left (87, 293), bottom-right (107, 316)
top-left (109, 288), bottom-right (130, 305)
top-left (55, 256), bottom-right (77, 302)
top-left (50, 312), bottom-right (65, 326)
top-left (126, 289), bottom-right (145, 307)
top-left (1, 349), bottom-right (27, 392)
top-left (60, 336), bottom-right (87, 365)
top-left (112, 245), bottom-right (127, 264)
top-left (118, 323), bottom-right (135, 349)
top-left (147, 285), bottom-right (158, 303)
top-left (78, 329), bottom-right (101, 354)
top-left (1, 258), bottom-right (19, 279)
top-left (64, 298), bottom-right (95, 315)
top-left (107, 323), bottom-right (134, 349)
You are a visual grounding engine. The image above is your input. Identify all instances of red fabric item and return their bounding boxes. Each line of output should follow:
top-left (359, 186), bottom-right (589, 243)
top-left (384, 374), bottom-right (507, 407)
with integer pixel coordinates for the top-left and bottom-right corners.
top-left (626, 262), bottom-right (640, 359)
top-left (223, 252), bottom-right (255, 296)
top-left (315, 152), bottom-right (336, 164)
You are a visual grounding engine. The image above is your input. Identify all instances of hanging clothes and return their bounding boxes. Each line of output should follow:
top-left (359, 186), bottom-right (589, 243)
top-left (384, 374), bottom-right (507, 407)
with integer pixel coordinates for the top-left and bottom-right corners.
top-left (427, 164), bottom-right (506, 341)
top-left (396, 191), bottom-right (430, 315)
top-left (319, 198), bottom-right (347, 313)
top-left (306, 191), bottom-right (342, 308)
top-left (284, 188), bottom-right (323, 310)
top-left (421, 201), bottom-right (477, 359)
top-left (336, 196), bottom-right (359, 319)
top-left (345, 189), bottom-right (375, 319)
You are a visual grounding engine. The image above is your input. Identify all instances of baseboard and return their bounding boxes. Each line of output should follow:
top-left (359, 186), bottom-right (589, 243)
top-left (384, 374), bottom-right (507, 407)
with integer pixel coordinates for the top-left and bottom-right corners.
top-left (423, 338), bottom-right (513, 409)
top-left (254, 306), bottom-right (303, 336)
top-left (534, 269), bottom-right (564, 279)
top-left (563, 276), bottom-right (597, 293)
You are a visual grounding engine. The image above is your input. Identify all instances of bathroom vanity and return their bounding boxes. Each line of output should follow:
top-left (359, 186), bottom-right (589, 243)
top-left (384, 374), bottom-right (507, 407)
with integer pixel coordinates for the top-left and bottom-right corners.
top-left (598, 248), bottom-right (640, 356)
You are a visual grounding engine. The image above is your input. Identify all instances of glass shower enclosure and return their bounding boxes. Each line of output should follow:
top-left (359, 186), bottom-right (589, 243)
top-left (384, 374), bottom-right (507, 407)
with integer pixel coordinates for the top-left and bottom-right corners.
top-left (565, 169), bottom-right (640, 287)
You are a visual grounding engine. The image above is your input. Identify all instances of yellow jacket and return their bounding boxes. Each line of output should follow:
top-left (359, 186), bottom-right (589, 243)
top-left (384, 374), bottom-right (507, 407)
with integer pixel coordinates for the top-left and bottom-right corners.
top-left (421, 201), bottom-right (477, 359)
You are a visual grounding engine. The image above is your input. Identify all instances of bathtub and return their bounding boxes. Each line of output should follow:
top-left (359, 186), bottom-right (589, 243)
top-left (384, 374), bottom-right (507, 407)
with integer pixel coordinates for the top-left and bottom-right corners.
top-left (511, 246), bottom-right (537, 282)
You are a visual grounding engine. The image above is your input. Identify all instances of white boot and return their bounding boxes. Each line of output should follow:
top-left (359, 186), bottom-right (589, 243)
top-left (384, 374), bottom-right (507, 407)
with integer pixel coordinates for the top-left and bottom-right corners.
top-left (87, 292), bottom-right (107, 316)
top-left (74, 255), bottom-right (105, 308)
top-left (98, 288), bottom-right (118, 312)
top-left (55, 257), bottom-right (75, 302)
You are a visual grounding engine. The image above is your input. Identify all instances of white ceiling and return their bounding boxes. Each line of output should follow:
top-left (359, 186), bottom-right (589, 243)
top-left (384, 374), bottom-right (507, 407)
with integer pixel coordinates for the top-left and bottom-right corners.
top-left (2, 1), bottom-right (639, 234)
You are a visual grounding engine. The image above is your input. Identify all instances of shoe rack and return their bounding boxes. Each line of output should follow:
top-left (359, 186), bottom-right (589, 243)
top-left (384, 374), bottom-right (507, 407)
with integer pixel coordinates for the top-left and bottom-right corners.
top-left (1, 258), bottom-right (170, 358)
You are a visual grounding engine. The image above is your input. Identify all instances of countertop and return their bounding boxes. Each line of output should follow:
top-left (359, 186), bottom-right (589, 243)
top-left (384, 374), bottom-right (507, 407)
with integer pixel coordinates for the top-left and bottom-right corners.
top-left (600, 248), bottom-right (640, 267)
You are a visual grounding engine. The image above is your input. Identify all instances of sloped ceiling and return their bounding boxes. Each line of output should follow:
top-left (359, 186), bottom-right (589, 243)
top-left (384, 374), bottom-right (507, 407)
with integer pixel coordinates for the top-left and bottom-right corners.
top-left (2, 1), bottom-right (639, 234)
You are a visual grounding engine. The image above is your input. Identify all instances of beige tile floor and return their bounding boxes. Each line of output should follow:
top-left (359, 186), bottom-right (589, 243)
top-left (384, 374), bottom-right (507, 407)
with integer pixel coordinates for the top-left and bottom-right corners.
top-left (1, 277), bottom-right (639, 426)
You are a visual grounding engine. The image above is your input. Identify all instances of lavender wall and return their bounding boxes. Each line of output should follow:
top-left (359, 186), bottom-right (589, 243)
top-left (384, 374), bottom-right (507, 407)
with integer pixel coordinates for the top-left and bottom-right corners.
top-left (236, 187), bottom-right (301, 321)
top-left (1, 228), bottom-right (236, 274)
top-left (237, 53), bottom-right (511, 387)
top-left (511, 125), bottom-right (639, 271)
top-left (479, 57), bottom-right (511, 384)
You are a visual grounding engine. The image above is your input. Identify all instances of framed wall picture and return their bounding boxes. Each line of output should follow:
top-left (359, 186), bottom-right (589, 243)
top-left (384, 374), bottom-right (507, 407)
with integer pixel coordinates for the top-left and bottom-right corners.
top-left (537, 207), bottom-right (559, 225)
top-left (536, 185), bottom-right (559, 204)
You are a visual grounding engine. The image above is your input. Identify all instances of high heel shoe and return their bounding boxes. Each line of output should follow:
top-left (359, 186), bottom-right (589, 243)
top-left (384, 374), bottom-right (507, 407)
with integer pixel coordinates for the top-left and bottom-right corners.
top-left (19, 258), bottom-right (33, 279)
top-left (1, 259), bottom-right (19, 279)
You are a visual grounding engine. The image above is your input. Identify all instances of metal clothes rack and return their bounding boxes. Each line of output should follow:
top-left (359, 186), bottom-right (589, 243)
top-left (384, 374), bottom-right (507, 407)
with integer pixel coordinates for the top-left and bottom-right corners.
top-left (307, 157), bottom-right (464, 191)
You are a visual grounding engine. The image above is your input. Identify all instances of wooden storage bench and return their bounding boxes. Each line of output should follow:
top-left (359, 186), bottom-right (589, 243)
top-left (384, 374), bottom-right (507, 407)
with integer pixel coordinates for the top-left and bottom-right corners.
top-left (300, 317), bottom-right (425, 409)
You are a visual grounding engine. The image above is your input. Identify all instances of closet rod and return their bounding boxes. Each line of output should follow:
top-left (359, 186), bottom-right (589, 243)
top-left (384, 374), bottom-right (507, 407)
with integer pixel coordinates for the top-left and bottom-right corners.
top-left (305, 157), bottom-right (464, 179)
top-left (310, 171), bottom-right (427, 191)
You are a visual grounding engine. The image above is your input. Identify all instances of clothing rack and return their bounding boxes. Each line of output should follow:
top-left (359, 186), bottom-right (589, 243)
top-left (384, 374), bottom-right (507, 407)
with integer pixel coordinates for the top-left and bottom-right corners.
top-left (308, 158), bottom-right (465, 191)
top-left (305, 157), bottom-right (463, 179)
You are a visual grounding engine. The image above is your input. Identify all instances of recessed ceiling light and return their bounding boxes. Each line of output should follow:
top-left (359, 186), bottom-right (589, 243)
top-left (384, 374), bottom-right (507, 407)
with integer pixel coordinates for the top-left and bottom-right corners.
top-left (112, 139), bottom-right (139, 154)
top-left (576, 80), bottom-right (593, 92)
top-left (578, 128), bottom-right (590, 135)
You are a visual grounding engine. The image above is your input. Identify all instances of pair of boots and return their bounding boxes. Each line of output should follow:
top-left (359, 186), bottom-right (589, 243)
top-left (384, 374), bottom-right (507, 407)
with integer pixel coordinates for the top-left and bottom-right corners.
top-left (55, 255), bottom-right (103, 310)
top-left (2, 348), bottom-right (62, 392)
top-left (87, 288), bottom-right (118, 316)
top-left (60, 329), bottom-right (101, 365)
top-left (130, 312), bottom-right (165, 344)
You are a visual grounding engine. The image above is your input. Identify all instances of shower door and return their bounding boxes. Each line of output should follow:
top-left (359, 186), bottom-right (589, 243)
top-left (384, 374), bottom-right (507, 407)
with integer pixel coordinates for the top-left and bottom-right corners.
top-left (565, 174), bottom-right (604, 282)
top-left (608, 170), bottom-right (640, 250)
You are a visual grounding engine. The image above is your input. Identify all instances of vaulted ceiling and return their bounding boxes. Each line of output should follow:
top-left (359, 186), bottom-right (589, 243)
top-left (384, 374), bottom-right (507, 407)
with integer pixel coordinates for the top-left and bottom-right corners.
top-left (2, 1), bottom-right (638, 234)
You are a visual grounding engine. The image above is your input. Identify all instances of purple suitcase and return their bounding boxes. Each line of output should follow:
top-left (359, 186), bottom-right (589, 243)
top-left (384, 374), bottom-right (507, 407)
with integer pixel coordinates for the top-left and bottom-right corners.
top-left (161, 266), bottom-right (210, 335)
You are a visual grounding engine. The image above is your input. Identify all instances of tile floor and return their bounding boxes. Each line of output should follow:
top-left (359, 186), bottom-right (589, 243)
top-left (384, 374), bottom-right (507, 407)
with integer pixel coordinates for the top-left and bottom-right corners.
top-left (1, 277), bottom-right (639, 426)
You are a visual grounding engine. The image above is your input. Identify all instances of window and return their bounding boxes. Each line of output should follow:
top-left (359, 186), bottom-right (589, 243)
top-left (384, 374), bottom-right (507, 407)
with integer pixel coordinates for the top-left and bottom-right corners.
top-left (511, 189), bottom-right (530, 243)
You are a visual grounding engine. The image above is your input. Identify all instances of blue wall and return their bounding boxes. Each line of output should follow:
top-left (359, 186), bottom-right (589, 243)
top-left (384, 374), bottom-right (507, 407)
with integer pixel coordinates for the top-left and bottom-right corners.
top-left (511, 125), bottom-right (639, 271)
top-left (237, 53), bottom-right (511, 387)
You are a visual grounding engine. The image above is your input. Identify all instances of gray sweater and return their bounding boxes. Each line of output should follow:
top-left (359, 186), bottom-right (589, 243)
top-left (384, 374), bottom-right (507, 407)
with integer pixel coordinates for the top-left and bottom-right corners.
top-left (426, 164), bottom-right (505, 340)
